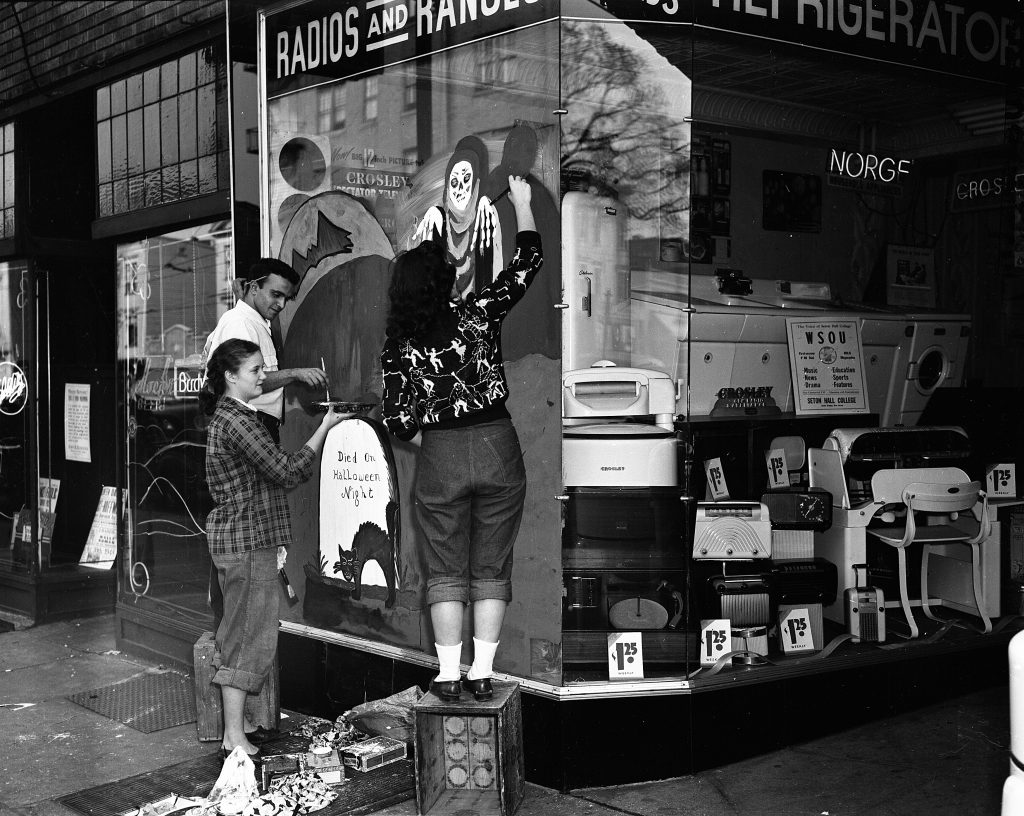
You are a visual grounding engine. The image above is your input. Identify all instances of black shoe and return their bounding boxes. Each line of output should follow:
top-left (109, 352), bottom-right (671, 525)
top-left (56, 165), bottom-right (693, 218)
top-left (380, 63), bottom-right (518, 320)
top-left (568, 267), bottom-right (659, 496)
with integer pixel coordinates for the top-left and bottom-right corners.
top-left (429, 679), bottom-right (463, 702)
top-left (462, 678), bottom-right (493, 702)
top-left (244, 726), bottom-right (280, 745)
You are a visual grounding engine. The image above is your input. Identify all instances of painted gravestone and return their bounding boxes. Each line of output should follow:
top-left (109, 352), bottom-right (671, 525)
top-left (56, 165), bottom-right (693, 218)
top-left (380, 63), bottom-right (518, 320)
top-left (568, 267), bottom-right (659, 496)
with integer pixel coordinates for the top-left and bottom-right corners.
top-left (319, 417), bottom-right (401, 608)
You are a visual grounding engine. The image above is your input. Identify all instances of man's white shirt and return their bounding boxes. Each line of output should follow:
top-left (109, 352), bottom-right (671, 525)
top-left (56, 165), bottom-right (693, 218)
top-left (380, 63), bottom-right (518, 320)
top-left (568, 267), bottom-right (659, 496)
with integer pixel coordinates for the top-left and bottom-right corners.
top-left (203, 300), bottom-right (283, 420)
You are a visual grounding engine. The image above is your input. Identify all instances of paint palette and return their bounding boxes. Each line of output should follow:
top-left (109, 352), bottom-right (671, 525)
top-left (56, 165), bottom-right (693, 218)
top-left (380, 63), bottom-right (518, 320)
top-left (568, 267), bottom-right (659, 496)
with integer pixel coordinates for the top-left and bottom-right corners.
top-left (312, 401), bottom-right (376, 414)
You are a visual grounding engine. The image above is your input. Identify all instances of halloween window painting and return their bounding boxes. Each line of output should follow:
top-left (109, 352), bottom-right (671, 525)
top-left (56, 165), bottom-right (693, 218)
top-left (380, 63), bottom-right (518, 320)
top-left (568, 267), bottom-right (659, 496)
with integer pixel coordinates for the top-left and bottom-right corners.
top-left (264, 24), bottom-right (563, 681)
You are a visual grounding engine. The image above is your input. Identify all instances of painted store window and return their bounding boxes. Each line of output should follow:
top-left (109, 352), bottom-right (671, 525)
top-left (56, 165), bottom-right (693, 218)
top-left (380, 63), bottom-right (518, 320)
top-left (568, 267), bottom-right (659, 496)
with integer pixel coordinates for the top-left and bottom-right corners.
top-left (263, 4), bottom-right (567, 680)
top-left (117, 222), bottom-right (233, 613)
top-left (96, 47), bottom-right (229, 218)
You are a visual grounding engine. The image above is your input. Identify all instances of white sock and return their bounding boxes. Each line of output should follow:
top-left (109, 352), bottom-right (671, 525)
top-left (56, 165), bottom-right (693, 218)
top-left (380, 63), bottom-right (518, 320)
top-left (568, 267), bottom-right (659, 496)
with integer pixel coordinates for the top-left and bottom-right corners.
top-left (434, 642), bottom-right (462, 682)
top-left (467, 637), bottom-right (499, 681)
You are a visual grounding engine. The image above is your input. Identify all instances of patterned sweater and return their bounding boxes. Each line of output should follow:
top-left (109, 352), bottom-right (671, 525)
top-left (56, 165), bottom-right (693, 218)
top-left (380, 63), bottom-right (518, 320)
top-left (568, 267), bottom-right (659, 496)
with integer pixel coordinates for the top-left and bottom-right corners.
top-left (381, 230), bottom-right (543, 441)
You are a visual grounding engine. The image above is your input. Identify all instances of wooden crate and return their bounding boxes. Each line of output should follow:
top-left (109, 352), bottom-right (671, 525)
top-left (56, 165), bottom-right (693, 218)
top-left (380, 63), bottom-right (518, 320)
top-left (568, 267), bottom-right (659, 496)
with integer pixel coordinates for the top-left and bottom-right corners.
top-left (193, 631), bottom-right (280, 742)
top-left (414, 681), bottom-right (525, 816)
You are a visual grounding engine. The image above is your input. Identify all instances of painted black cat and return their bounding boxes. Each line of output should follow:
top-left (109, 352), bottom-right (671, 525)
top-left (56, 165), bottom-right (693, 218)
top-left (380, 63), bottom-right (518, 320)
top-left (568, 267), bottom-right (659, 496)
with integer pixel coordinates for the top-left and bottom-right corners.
top-left (333, 500), bottom-right (399, 608)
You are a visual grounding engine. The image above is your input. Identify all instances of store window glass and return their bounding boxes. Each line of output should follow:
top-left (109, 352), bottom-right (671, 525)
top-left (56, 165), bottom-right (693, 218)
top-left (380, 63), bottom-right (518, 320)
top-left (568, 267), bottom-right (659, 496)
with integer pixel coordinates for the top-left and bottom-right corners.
top-left (558, 16), bottom-right (693, 682)
top-left (1, 123), bottom-right (14, 239)
top-left (96, 47), bottom-right (228, 218)
top-left (264, 21), bottom-right (564, 682)
top-left (0, 262), bottom-right (32, 567)
top-left (117, 222), bottom-right (232, 616)
top-left (559, 18), bottom-right (692, 378)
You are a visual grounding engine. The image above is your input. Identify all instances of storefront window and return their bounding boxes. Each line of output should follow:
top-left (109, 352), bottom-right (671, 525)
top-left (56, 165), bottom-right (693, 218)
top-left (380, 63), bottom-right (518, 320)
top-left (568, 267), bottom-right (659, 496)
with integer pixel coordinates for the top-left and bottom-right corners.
top-left (0, 262), bottom-right (32, 567)
top-left (96, 47), bottom-right (228, 217)
top-left (117, 222), bottom-right (232, 615)
top-left (263, 15), bottom-right (564, 681)
top-left (1, 123), bottom-right (13, 239)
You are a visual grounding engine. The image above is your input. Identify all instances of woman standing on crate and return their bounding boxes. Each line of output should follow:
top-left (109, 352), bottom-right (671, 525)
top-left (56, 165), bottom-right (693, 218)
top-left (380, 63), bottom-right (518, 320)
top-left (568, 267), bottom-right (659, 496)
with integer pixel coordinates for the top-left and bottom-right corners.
top-left (200, 338), bottom-right (349, 756)
top-left (380, 176), bottom-right (541, 703)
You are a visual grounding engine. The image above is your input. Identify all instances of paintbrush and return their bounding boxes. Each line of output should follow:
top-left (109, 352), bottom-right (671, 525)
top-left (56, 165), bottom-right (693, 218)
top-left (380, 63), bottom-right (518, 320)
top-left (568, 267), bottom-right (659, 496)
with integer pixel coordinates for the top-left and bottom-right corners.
top-left (321, 356), bottom-right (331, 403)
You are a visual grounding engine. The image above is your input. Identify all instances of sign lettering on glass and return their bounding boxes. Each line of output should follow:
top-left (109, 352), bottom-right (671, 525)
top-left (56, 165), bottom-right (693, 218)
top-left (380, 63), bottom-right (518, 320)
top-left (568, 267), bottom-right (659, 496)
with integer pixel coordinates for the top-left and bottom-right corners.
top-left (0, 361), bottom-right (28, 416)
top-left (593, 0), bottom-right (1018, 81)
top-left (263, 0), bottom-right (558, 94)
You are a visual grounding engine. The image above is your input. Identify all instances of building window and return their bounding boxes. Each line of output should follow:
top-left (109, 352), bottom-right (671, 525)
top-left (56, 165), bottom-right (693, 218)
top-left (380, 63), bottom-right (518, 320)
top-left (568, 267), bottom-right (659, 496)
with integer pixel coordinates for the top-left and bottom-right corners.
top-left (479, 38), bottom-right (514, 88)
top-left (365, 76), bottom-right (379, 121)
top-left (320, 85), bottom-right (347, 131)
top-left (404, 72), bottom-right (416, 109)
top-left (96, 47), bottom-right (227, 218)
top-left (0, 123), bottom-right (13, 239)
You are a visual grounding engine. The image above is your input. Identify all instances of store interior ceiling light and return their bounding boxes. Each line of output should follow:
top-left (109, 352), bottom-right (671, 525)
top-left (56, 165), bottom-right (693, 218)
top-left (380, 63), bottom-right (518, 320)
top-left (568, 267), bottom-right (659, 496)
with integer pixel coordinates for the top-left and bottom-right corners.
top-left (948, 99), bottom-right (1014, 136)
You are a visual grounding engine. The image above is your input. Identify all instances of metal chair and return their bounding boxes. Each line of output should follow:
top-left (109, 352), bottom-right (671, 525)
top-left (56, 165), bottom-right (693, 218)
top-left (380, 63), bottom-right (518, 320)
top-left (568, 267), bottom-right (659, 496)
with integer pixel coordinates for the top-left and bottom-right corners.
top-left (865, 467), bottom-right (990, 638)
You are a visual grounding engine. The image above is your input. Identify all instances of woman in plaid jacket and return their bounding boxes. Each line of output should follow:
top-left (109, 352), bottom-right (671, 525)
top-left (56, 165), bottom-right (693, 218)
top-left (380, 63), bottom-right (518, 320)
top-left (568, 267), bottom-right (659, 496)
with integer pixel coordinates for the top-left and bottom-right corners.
top-left (200, 338), bottom-right (348, 757)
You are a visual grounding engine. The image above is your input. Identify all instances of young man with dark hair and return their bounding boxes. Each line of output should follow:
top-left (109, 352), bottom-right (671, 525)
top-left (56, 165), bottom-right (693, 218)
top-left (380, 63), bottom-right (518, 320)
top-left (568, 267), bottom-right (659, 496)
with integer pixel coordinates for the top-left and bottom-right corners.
top-left (203, 257), bottom-right (327, 443)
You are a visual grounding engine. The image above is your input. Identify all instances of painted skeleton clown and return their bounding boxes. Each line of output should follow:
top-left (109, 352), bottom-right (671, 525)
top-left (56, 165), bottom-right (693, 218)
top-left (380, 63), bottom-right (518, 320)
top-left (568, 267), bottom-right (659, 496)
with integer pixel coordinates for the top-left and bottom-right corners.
top-left (413, 135), bottom-right (503, 300)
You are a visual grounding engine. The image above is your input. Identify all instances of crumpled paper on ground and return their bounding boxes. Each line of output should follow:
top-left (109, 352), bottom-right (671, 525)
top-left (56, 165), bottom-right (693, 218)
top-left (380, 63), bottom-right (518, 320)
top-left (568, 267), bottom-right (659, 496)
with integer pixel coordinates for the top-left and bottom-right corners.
top-left (206, 747), bottom-right (259, 814)
top-left (342, 685), bottom-right (423, 743)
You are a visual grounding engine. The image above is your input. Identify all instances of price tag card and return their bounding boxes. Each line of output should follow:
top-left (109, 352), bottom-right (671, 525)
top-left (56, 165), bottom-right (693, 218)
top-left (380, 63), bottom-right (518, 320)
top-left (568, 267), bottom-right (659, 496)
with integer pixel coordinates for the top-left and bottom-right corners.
top-left (700, 618), bottom-right (731, 666)
top-left (607, 632), bottom-right (644, 680)
top-left (704, 457), bottom-right (730, 500)
top-left (779, 607), bottom-right (813, 653)
top-left (987, 464), bottom-right (1017, 498)
top-left (765, 448), bottom-right (789, 489)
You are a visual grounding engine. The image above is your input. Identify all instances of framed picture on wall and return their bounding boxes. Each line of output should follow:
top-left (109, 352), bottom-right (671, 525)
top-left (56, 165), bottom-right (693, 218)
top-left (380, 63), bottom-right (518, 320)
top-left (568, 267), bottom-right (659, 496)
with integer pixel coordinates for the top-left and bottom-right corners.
top-left (762, 171), bottom-right (822, 233)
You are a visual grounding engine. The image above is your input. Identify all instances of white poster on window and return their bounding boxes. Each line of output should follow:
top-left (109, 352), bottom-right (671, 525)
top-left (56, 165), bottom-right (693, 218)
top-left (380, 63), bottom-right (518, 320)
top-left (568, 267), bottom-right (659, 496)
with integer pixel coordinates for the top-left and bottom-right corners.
top-left (786, 319), bottom-right (869, 415)
top-left (80, 486), bottom-right (122, 570)
top-left (64, 383), bottom-right (91, 463)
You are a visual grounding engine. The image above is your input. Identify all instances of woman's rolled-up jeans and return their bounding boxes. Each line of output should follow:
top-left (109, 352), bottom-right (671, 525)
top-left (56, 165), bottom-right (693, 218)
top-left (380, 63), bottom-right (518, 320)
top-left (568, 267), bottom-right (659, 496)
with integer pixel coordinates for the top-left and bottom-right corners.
top-left (415, 418), bottom-right (527, 606)
top-left (210, 546), bottom-right (279, 693)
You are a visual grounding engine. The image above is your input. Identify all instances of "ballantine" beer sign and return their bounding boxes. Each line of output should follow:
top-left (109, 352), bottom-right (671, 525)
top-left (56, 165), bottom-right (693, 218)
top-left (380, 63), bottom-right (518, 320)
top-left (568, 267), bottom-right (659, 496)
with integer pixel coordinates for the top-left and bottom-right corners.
top-left (0, 361), bottom-right (28, 416)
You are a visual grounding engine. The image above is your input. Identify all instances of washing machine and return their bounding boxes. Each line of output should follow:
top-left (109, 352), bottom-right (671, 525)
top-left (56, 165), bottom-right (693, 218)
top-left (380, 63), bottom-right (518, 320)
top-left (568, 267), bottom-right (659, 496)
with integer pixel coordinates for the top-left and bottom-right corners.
top-left (854, 305), bottom-right (971, 427)
top-left (630, 270), bottom-right (866, 417)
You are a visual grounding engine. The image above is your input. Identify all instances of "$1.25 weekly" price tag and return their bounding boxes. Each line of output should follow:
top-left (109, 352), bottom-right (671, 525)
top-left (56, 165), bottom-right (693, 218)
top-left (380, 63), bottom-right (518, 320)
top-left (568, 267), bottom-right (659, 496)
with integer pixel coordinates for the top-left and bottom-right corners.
top-left (779, 607), bottom-right (814, 653)
top-left (700, 618), bottom-right (731, 666)
top-left (607, 632), bottom-right (644, 680)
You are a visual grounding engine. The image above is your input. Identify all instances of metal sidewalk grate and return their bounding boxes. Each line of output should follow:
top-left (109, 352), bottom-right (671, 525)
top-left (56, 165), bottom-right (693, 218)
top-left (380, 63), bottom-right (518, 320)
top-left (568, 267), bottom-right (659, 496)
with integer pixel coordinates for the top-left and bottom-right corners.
top-left (67, 671), bottom-right (197, 733)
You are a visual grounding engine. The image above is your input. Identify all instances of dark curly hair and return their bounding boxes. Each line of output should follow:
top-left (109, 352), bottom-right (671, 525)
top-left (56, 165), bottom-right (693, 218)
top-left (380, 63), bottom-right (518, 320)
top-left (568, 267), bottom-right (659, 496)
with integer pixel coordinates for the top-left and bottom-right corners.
top-left (198, 338), bottom-right (261, 415)
top-left (385, 240), bottom-right (457, 342)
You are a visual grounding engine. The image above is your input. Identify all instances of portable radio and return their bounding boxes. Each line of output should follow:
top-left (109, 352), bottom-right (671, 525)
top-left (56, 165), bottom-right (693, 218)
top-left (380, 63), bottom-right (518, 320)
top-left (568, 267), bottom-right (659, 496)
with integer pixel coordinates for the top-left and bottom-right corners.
top-left (845, 564), bottom-right (886, 643)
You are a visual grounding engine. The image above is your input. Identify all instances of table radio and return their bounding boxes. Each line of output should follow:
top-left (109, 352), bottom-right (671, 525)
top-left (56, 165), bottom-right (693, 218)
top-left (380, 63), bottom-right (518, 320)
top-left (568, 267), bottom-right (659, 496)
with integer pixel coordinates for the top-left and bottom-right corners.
top-left (693, 502), bottom-right (771, 559)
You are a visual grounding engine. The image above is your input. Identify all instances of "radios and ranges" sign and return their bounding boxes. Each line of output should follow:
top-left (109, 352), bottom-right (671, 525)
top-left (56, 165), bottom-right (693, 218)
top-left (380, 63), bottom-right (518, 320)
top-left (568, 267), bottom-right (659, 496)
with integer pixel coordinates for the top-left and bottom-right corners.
top-left (263, 0), bottom-right (557, 96)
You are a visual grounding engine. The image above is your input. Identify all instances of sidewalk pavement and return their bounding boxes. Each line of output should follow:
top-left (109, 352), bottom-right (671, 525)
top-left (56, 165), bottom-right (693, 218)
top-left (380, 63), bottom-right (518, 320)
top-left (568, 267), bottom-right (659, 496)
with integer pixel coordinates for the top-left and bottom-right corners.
top-left (0, 613), bottom-right (1012, 816)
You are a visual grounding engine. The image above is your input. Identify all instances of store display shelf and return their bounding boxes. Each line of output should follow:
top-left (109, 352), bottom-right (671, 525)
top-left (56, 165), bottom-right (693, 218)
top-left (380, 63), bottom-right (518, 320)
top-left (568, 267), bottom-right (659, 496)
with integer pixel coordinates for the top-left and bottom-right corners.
top-left (282, 616), bottom-right (1023, 702)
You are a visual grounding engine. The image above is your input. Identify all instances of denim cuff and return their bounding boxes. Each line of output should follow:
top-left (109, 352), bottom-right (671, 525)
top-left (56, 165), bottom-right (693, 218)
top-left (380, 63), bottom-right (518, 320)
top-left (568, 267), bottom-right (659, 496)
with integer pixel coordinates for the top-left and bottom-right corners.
top-left (469, 578), bottom-right (512, 603)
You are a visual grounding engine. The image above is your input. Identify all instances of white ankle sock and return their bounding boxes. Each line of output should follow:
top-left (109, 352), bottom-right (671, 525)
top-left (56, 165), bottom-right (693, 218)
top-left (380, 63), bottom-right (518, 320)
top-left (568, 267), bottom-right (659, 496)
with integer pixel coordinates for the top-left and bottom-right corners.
top-left (466, 637), bottom-right (499, 681)
top-left (434, 642), bottom-right (462, 682)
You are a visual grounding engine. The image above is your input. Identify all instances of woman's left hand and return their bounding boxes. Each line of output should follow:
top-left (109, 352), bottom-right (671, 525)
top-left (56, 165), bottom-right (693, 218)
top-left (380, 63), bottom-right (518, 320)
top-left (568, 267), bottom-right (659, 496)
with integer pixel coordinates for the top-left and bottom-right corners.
top-left (277, 546), bottom-right (287, 571)
top-left (321, 407), bottom-right (354, 430)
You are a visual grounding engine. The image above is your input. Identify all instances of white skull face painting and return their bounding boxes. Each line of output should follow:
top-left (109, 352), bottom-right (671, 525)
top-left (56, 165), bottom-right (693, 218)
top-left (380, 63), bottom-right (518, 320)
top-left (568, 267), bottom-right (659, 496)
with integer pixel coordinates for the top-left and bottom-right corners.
top-left (447, 160), bottom-right (475, 214)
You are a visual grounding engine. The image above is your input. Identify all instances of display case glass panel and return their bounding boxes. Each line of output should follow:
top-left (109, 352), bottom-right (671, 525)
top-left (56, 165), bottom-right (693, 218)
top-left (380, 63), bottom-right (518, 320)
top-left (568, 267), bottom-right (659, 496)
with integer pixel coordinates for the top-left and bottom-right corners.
top-left (117, 222), bottom-right (233, 616)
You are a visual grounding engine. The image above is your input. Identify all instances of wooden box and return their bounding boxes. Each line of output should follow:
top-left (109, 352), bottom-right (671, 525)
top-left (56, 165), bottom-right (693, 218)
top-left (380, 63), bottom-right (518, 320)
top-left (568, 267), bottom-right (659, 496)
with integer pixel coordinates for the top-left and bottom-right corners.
top-left (414, 681), bottom-right (525, 816)
top-left (193, 631), bottom-right (280, 742)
